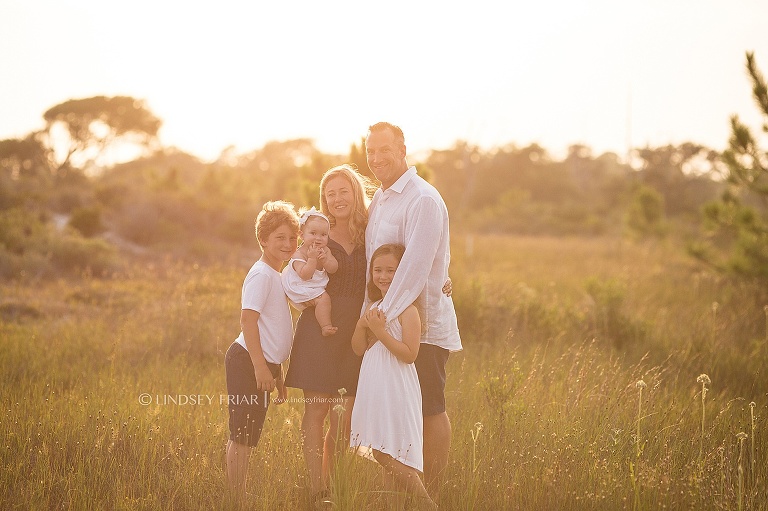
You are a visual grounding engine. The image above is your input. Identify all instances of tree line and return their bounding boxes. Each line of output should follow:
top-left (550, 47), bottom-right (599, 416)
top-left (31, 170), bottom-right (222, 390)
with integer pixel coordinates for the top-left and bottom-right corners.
top-left (1, 54), bottom-right (766, 284)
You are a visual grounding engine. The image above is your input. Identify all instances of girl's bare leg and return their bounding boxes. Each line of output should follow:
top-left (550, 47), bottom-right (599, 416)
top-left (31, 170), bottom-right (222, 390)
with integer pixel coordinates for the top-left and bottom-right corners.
top-left (372, 450), bottom-right (437, 510)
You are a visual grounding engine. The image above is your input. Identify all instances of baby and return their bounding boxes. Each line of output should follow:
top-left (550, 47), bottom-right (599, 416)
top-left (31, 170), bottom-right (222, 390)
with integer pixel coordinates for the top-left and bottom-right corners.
top-left (281, 207), bottom-right (339, 336)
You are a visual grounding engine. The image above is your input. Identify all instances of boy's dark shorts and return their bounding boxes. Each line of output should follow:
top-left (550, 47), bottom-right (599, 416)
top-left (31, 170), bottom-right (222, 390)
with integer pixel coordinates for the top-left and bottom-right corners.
top-left (225, 342), bottom-right (281, 447)
top-left (414, 343), bottom-right (450, 417)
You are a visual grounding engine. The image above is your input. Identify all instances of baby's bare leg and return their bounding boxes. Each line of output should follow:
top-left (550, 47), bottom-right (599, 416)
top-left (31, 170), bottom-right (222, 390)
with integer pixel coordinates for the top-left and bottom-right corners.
top-left (313, 292), bottom-right (337, 336)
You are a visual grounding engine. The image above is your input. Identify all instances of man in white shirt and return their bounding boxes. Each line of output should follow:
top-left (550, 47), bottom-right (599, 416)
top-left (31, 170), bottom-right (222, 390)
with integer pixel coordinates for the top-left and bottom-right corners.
top-left (364, 121), bottom-right (462, 497)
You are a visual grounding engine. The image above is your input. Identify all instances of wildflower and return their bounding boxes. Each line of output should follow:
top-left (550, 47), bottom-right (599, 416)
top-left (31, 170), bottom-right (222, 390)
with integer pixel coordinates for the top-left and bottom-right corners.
top-left (333, 404), bottom-right (345, 414)
top-left (635, 380), bottom-right (647, 389)
top-left (749, 401), bottom-right (756, 409)
top-left (337, 388), bottom-right (347, 397)
top-left (736, 432), bottom-right (748, 441)
top-left (697, 374), bottom-right (711, 462)
top-left (474, 422), bottom-right (484, 432)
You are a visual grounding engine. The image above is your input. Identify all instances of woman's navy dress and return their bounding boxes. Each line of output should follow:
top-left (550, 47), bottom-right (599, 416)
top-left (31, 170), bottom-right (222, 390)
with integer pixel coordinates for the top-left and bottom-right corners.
top-left (285, 238), bottom-right (366, 395)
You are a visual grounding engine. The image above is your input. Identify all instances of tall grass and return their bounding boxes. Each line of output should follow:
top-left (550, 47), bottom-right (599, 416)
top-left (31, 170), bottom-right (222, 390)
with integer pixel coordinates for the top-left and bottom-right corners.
top-left (1, 235), bottom-right (766, 509)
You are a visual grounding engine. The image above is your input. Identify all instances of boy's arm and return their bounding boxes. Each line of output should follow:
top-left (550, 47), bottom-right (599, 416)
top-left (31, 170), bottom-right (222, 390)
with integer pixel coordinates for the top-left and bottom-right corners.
top-left (241, 309), bottom-right (276, 391)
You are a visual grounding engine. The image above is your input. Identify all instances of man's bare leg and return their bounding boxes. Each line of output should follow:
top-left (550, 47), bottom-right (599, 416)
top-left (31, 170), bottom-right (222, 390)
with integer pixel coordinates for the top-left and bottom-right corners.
top-left (423, 411), bottom-right (451, 501)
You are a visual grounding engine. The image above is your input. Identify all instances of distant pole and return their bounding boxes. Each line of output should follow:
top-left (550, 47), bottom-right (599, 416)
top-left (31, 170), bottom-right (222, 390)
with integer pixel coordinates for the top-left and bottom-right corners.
top-left (626, 83), bottom-right (632, 169)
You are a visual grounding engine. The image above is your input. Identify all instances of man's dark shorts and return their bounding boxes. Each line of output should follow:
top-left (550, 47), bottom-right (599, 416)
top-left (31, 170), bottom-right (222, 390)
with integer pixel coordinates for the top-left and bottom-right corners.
top-left (414, 343), bottom-right (450, 416)
top-left (225, 342), bottom-right (281, 447)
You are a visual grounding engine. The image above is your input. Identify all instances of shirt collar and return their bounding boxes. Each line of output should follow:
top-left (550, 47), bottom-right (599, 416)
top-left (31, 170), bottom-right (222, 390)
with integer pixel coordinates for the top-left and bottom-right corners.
top-left (386, 166), bottom-right (417, 194)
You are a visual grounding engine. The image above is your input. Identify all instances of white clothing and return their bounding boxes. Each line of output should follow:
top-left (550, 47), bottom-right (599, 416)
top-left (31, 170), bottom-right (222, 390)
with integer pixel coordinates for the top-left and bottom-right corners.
top-left (351, 302), bottom-right (423, 472)
top-left (235, 260), bottom-right (293, 364)
top-left (365, 166), bottom-right (462, 352)
top-left (281, 257), bottom-right (329, 310)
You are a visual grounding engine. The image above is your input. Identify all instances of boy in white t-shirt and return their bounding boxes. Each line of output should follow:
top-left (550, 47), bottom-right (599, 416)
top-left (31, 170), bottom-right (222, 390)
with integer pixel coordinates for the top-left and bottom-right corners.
top-left (225, 200), bottom-right (300, 505)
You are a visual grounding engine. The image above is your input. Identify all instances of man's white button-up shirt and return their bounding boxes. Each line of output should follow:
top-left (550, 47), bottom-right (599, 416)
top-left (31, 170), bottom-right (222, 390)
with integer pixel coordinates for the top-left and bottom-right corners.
top-left (365, 166), bottom-right (462, 352)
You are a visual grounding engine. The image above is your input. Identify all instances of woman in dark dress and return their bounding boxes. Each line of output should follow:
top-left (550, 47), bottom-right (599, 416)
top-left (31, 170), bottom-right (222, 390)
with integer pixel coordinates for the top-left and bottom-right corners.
top-left (284, 164), bottom-right (373, 505)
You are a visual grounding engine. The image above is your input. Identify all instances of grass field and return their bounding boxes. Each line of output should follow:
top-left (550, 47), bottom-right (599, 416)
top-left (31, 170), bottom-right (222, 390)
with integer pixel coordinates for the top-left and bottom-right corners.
top-left (1, 235), bottom-right (766, 510)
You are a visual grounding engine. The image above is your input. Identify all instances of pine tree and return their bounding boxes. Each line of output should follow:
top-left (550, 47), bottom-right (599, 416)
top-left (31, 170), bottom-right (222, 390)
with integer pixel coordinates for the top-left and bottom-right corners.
top-left (692, 52), bottom-right (768, 283)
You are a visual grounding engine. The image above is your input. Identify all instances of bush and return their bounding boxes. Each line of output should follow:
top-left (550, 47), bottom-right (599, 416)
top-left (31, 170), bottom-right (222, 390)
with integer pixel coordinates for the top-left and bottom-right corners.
top-left (69, 206), bottom-right (104, 237)
top-left (47, 234), bottom-right (117, 275)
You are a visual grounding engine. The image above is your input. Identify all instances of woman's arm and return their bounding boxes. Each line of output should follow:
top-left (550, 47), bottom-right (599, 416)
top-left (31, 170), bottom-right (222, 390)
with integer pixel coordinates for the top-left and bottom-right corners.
top-left (366, 305), bottom-right (421, 364)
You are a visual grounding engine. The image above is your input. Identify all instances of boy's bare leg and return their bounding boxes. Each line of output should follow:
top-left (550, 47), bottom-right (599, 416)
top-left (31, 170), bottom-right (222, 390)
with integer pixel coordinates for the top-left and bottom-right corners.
top-left (225, 439), bottom-right (250, 506)
top-left (313, 293), bottom-right (337, 336)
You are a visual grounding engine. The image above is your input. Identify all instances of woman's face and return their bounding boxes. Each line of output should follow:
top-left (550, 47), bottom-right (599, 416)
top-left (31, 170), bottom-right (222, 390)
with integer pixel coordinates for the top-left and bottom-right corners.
top-left (323, 175), bottom-right (355, 222)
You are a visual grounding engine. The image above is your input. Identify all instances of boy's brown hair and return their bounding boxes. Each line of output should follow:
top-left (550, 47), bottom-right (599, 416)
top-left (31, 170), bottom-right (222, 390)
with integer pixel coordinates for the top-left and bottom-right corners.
top-left (255, 201), bottom-right (300, 248)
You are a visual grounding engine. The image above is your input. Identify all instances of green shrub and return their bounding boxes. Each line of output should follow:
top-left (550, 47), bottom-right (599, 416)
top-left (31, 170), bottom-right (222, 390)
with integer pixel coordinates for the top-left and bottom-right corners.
top-left (69, 206), bottom-right (105, 237)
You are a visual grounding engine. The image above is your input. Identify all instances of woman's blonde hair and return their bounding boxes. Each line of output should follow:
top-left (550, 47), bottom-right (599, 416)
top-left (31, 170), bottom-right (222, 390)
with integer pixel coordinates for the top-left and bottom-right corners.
top-left (319, 164), bottom-right (375, 248)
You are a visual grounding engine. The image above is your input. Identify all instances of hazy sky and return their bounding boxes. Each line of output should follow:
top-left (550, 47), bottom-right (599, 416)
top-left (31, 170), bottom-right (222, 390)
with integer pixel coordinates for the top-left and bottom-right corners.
top-left (2, 0), bottom-right (767, 162)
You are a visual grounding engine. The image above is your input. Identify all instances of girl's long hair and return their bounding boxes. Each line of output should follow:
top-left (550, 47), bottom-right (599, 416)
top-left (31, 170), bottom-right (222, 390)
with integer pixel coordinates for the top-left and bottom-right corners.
top-left (367, 243), bottom-right (406, 302)
top-left (319, 164), bottom-right (375, 248)
top-left (367, 243), bottom-right (426, 334)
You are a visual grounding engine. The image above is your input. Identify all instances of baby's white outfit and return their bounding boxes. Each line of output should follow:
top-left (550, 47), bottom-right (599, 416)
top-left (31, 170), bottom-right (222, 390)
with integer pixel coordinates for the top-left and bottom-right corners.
top-left (281, 258), bottom-right (329, 310)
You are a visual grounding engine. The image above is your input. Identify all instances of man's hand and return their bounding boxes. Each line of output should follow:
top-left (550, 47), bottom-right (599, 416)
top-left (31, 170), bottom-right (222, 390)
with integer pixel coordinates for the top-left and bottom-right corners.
top-left (442, 277), bottom-right (453, 297)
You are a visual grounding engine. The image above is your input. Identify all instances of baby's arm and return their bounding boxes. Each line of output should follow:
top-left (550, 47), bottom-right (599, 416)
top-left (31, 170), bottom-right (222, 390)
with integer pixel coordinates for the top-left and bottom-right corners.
top-left (322, 247), bottom-right (338, 274)
top-left (294, 245), bottom-right (321, 281)
top-left (365, 305), bottom-right (421, 364)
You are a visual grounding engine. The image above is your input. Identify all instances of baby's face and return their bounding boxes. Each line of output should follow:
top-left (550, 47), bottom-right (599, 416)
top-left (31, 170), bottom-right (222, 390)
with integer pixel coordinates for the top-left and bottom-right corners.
top-left (301, 216), bottom-right (330, 248)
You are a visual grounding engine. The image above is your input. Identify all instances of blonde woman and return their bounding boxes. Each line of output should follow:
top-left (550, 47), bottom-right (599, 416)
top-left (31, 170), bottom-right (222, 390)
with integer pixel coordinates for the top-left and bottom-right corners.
top-left (284, 164), bottom-right (373, 508)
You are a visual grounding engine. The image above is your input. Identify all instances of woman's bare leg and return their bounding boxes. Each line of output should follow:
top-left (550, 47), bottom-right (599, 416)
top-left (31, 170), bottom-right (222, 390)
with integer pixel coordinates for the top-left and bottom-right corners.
top-left (301, 391), bottom-right (331, 493)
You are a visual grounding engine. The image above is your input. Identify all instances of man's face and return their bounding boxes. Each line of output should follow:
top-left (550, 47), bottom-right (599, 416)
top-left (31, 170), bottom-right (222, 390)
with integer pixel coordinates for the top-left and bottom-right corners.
top-left (365, 128), bottom-right (407, 189)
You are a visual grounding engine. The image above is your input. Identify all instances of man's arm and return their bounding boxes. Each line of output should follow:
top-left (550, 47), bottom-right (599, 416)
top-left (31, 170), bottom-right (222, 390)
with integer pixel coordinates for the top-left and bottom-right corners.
top-left (378, 196), bottom-right (443, 321)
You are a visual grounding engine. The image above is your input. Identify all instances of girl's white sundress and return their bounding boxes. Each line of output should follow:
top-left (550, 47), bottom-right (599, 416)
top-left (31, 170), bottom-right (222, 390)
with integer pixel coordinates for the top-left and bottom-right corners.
top-left (350, 301), bottom-right (423, 471)
top-left (281, 257), bottom-right (329, 310)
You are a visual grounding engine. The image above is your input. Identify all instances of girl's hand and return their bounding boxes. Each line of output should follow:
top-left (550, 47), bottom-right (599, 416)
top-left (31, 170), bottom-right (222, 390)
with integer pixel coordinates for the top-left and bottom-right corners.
top-left (442, 277), bottom-right (453, 297)
top-left (365, 308), bottom-right (387, 335)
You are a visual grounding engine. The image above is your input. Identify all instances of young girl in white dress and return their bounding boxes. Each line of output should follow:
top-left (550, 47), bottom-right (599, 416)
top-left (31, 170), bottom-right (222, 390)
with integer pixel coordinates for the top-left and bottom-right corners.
top-left (281, 207), bottom-right (339, 336)
top-left (350, 243), bottom-right (437, 510)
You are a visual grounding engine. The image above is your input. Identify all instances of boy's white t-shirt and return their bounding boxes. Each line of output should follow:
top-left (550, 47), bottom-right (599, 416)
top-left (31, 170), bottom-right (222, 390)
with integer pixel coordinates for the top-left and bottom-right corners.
top-left (234, 260), bottom-right (293, 364)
